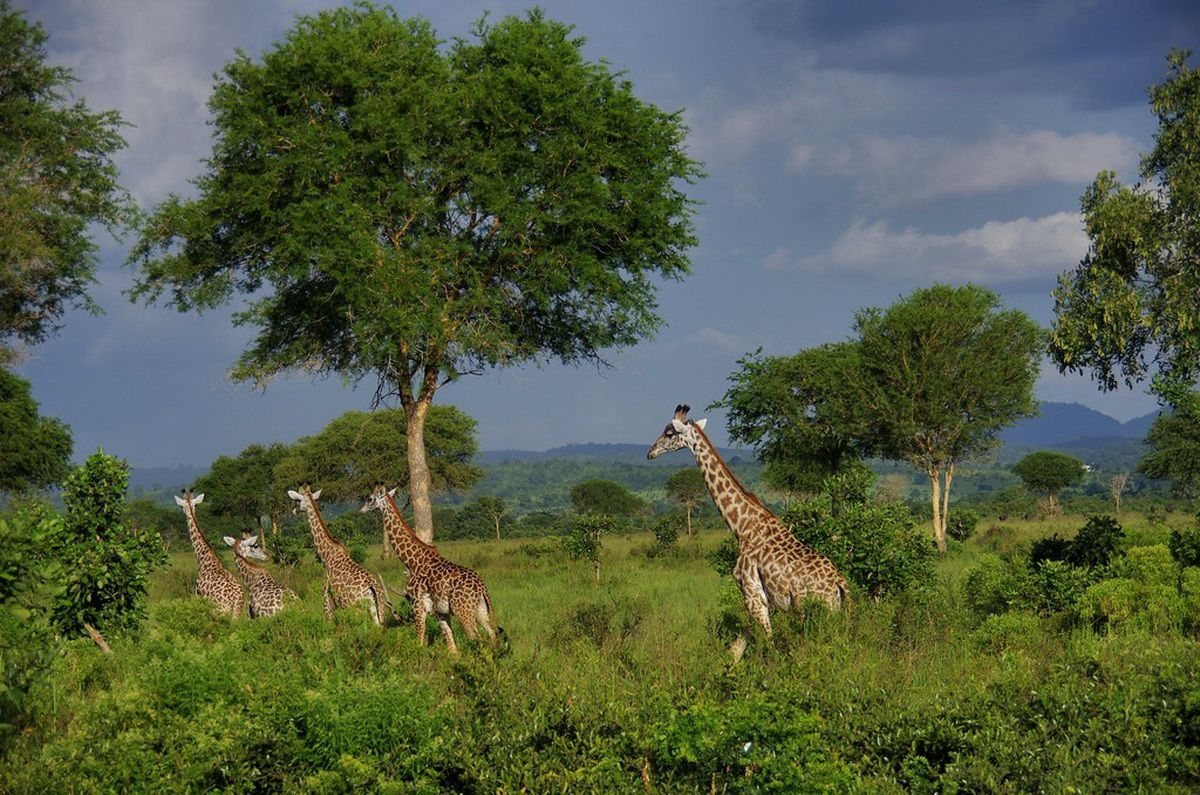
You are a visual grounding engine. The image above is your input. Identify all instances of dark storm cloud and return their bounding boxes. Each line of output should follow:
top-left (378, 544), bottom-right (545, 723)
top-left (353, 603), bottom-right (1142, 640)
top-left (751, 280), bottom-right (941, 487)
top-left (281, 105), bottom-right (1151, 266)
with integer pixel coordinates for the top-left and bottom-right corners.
top-left (744, 0), bottom-right (1200, 109)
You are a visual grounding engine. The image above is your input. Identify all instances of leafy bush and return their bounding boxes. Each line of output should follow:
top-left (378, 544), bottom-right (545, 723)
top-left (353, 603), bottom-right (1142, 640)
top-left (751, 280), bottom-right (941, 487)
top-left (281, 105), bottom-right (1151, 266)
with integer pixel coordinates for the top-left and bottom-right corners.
top-left (946, 507), bottom-right (981, 542)
top-left (706, 535), bottom-right (738, 578)
top-left (1168, 525), bottom-right (1200, 567)
top-left (562, 515), bottom-right (611, 583)
top-left (963, 554), bottom-right (1023, 617)
top-left (1029, 534), bottom-right (1072, 566)
top-left (1067, 515), bottom-right (1124, 568)
top-left (970, 611), bottom-right (1046, 656)
top-left (647, 512), bottom-right (681, 558)
top-left (784, 498), bottom-right (935, 600)
top-left (1025, 560), bottom-right (1093, 614)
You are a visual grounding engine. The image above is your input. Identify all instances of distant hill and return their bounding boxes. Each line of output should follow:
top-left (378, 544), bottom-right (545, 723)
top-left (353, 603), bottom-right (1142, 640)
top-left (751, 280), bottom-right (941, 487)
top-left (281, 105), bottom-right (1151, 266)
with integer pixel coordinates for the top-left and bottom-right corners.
top-left (128, 465), bottom-right (208, 494)
top-left (477, 442), bottom-right (755, 468)
top-left (999, 402), bottom-right (1158, 447)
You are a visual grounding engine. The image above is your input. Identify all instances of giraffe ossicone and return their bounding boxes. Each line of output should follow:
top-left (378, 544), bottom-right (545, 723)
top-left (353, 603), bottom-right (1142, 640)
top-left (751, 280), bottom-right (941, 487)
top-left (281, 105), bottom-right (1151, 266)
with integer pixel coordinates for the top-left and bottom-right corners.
top-left (648, 404), bottom-right (849, 648)
top-left (361, 482), bottom-right (497, 654)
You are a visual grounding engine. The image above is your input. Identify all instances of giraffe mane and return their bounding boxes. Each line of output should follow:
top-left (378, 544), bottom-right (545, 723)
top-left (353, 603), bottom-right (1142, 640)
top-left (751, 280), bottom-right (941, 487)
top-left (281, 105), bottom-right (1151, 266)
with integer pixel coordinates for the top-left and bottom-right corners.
top-left (691, 418), bottom-right (771, 513)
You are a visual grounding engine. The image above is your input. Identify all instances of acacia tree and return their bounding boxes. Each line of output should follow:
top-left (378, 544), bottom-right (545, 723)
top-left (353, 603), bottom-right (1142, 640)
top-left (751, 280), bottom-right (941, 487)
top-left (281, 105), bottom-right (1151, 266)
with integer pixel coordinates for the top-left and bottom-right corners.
top-left (0, 1), bottom-right (136, 365)
top-left (1011, 450), bottom-right (1087, 516)
top-left (717, 343), bottom-right (868, 508)
top-left (126, 5), bottom-right (701, 542)
top-left (853, 284), bottom-right (1042, 553)
top-left (1050, 50), bottom-right (1200, 405)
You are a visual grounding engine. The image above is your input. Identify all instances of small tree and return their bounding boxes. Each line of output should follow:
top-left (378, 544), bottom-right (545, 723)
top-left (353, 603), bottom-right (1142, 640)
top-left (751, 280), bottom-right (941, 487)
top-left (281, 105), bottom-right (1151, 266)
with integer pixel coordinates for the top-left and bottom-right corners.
top-left (51, 450), bottom-right (168, 650)
top-left (1139, 394), bottom-right (1200, 498)
top-left (665, 467), bottom-right (707, 536)
top-left (569, 479), bottom-right (648, 517)
top-left (563, 515), bottom-right (608, 585)
top-left (1012, 451), bottom-right (1088, 516)
top-left (192, 443), bottom-right (290, 538)
top-left (1109, 472), bottom-right (1131, 514)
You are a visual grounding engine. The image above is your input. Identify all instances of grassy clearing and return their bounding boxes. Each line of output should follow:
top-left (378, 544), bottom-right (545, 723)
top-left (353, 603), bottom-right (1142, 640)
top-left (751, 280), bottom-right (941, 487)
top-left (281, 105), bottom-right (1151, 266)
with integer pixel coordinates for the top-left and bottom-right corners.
top-left (3, 515), bottom-right (1200, 792)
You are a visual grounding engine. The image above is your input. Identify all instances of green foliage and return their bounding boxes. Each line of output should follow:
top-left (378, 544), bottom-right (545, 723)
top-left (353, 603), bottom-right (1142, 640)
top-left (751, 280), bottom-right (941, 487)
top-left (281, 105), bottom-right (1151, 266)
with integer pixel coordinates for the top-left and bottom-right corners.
top-left (945, 506), bottom-right (981, 542)
top-left (51, 450), bottom-right (168, 639)
top-left (647, 511), bottom-right (681, 558)
top-left (273, 406), bottom-right (482, 504)
top-left (447, 495), bottom-right (510, 540)
top-left (1168, 524), bottom-right (1200, 567)
top-left (0, 368), bottom-right (73, 493)
top-left (1011, 450), bottom-right (1087, 507)
top-left (0, 1), bottom-right (136, 364)
top-left (784, 498), bottom-right (935, 600)
top-left (192, 442), bottom-right (289, 532)
top-left (1069, 515), bottom-right (1125, 568)
top-left (562, 515), bottom-right (610, 583)
top-left (1051, 50), bottom-right (1200, 400)
top-left (854, 283), bottom-right (1043, 549)
top-left (1140, 393), bottom-right (1200, 497)
top-left (716, 343), bottom-right (868, 495)
top-left (0, 506), bottom-right (64, 743)
top-left (569, 478), bottom-right (648, 517)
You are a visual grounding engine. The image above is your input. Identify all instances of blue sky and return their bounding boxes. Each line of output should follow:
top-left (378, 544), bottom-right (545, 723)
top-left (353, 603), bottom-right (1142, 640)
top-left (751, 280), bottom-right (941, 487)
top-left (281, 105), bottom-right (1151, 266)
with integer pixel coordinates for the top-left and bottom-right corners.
top-left (11, 0), bottom-right (1199, 468)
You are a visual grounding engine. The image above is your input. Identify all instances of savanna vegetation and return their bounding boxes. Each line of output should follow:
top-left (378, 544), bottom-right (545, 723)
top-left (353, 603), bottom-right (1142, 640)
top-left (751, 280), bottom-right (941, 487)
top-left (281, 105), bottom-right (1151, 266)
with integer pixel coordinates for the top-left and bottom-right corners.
top-left (3, 2), bottom-right (1200, 790)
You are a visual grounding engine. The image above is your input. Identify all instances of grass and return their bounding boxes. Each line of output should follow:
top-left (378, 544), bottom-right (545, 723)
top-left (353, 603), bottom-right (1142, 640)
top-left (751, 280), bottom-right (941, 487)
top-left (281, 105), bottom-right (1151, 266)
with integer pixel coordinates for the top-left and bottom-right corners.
top-left (4, 513), bottom-right (1200, 792)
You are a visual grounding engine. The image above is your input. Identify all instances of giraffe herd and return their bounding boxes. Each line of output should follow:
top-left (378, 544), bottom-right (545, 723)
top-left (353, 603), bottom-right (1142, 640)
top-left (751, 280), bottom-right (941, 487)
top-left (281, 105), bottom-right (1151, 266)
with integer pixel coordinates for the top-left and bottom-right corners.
top-left (177, 402), bottom-right (849, 657)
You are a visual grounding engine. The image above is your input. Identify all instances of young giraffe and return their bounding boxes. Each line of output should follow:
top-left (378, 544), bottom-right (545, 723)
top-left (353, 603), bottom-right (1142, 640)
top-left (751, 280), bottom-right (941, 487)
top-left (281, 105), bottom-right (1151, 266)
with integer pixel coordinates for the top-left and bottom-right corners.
top-left (647, 405), bottom-right (849, 643)
top-left (288, 485), bottom-right (392, 626)
top-left (361, 484), bottom-right (496, 653)
top-left (175, 490), bottom-right (245, 618)
top-left (223, 532), bottom-right (298, 618)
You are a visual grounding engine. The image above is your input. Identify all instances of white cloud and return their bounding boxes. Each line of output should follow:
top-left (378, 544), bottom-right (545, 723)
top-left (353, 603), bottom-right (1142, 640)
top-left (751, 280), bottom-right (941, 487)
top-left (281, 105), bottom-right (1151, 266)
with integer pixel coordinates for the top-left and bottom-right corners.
top-left (796, 211), bottom-right (1087, 282)
top-left (813, 129), bottom-right (1140, 203)
top-left (687, 327), bottom-right (747, 355)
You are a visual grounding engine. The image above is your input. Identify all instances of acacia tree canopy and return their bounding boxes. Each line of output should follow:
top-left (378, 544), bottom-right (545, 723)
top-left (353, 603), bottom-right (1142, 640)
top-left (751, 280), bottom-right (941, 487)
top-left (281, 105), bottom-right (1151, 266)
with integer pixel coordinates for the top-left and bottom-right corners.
top-left (1011, 450), bottom-right (1087, 513)
top-left (853, 284), bottom-right (1043, 553)
top-left (0, 1), bottom-right (135, 364)
top-left (0, 367), bottom-right (72, 494)
top-left (1050, 50), bottom-right (1200, 404)
top-left (126, 5), bottom-right (701, 541)
top-left (1139, 394), bottom-right (1200, 497)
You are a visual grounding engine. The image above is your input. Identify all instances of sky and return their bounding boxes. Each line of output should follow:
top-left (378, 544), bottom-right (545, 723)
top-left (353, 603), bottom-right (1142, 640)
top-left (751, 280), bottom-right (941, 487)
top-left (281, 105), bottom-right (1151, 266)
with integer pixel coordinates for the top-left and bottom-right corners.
top-left (11, 0), bottom-right (1199, 468)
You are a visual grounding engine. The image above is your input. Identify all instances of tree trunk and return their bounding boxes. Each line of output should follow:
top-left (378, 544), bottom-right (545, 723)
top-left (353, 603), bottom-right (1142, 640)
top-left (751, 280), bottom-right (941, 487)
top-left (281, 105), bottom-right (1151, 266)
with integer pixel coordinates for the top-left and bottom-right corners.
top-left (83, 622), bottom-right (112, 654)
top-left (928, 466), bottom-right (947, 554)
top-left (406, 398), bottom-right (435, 544)
top-left (685, 504), bottom-right (693, 537)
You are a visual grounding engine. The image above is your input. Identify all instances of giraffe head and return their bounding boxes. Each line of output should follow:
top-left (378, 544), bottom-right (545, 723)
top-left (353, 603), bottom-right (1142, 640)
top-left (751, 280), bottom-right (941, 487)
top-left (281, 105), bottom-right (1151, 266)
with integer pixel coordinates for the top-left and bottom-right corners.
top-left (174, 489), bottom-right (205, 509)
top-left (224, 533), bottom-right (269, 561)
top-left (287, 484), bottom-right (321, 513)
top-left (359, 482), bottom-right (397, 514)
top-left (647, 404), bottom-right (708, 459)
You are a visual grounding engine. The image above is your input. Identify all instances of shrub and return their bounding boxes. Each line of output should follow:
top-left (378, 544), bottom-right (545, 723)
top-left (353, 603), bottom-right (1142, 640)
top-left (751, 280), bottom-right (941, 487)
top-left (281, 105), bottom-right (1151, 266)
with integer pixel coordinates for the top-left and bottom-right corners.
top-left (1029, 534), bottom-right (1073, 566)
top-left (784, 498), bottom-right (935, 600)
top-left (1024, 560), bottom-right (1093, 614)
top-left (1110, 544), bottom-right (1176, 587)
top-left (1076, 578), bottom-right (1186, 635)
top-left (647, 512), bottom-right (681, 558)
top-left (1168, 525), bottom-right (1200, 568)
top-left (970, 611), bottom-right (1046, 656)
top-left (1066, 515), bottom-right (1124, 568)
top-left (963, 555), bottom-right (1023, 618)
top-left (946, 507), bottom-right (981, 542)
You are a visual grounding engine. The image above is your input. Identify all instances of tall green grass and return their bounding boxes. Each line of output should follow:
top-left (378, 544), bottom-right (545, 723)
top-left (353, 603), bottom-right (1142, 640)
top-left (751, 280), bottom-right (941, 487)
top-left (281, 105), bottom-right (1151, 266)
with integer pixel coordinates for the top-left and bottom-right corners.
top-left (3, 515), bottom-right (1199, 792)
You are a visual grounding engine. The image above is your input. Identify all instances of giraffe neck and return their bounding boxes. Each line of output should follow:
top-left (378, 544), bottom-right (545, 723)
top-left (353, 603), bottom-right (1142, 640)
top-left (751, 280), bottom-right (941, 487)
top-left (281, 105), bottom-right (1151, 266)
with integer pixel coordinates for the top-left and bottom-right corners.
top-left (299, 498), bottom-right (348, 570)
top-left (232, 552), bottom-right (266, 584)
top-left (381, 494), bottom-right (437, 572)
top-left (183, 505), bottom-right (221, 566)
top-left (687, 424), bottom-right (768, 541)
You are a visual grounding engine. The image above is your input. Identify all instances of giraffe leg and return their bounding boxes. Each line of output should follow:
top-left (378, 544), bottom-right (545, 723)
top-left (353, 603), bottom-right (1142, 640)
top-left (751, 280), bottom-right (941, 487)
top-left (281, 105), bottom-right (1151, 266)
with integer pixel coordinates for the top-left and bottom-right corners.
top-left (413, 593), bottom-right (430, 646)
top-left (743, 589), bottom-right (773, 637)
top-left (438, 617), bottom-right (459, 655)
top-left (476, 600), bottom-right (498, 646)
top-left (322, 581), bottom-right (334, 621)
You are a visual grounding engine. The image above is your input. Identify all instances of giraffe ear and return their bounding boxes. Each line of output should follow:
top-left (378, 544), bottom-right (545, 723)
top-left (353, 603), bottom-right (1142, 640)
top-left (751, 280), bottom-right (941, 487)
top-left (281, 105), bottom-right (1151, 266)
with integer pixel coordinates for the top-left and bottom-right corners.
top-left (695, 418), bottom-right (708, 430)
top-left (174, 495), bottom-right (186, 507)
top-left (245, 535), bottom-right (259, 545)
top-left (193, 493), bottom-right (205, 504)
top-left (287, 490), bottom-right (302, 500)
top-left (311, 489), bottom-right (322, 500)
top-left (388, 487), bottom-right (397, 498)
top-left (671, 419), bottom-right (688, 433)
top-left (223, 536), bottom-right (236, 547)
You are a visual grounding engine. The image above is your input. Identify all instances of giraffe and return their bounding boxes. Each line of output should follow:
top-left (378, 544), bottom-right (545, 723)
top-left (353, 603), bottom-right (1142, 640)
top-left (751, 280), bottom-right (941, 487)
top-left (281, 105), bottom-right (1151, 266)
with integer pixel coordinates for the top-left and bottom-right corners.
top-left (223, 532), bottom-right (298, 618)
top-left (361, 483), bottom-right (496, 653)
top-left (288, 485), bottom-right (392, 626)
top-left (175, 490), bottom-right (245, 618)
top-left (647, 404), bottom-right (849, 642)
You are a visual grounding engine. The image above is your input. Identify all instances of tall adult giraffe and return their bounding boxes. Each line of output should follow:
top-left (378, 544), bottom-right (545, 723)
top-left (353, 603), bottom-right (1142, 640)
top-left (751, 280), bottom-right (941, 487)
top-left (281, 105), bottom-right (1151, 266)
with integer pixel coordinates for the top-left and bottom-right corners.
top-left (647, 405), bottom-right (848, 643)
top-left (361, 484), bottom-right (496, 653)
top-left (175, 489), bottom-right (245, 618)
top-left (288, 485), bottom-right (392, 626)
top-left (223, 532), bottom-right (297, 618)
